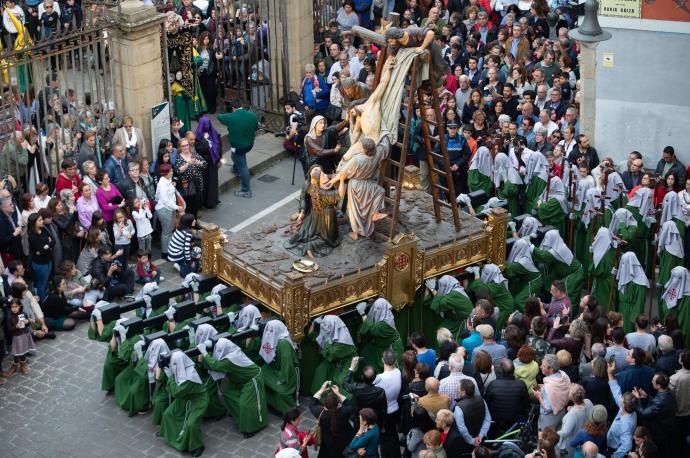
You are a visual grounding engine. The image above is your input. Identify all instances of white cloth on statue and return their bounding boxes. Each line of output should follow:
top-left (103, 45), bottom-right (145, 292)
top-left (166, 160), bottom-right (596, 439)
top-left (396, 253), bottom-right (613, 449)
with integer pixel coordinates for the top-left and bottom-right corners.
top-left (628, 187), bottom-right (656, 227)
top-left (469, 146), bottom-right (493, 179)
top-left (316, 315), bottom-right (355, 347)
top-left (493, 152), bottom-right (523, 188)
top-left (539, 176), bottom-right (569, 213)
top-left (508, 238), bottom-right (539, 273)
top-left (662, 266), bottom-right (690, 310)
top-left (591, 227), bottom-right (614, 268)
top-left (616, 252), bottom-right (649, 293)
top-left (540, 229), bottom-right (574, 265)
top-left (209, 337), bottom-right (254, 381)
top-left (369, 298), bottom-right (396, 329)
top-left (658, 220), bottom-right (684, 258)
top-left (306, 115), bottom-right (326, 141)
top-left (259, 320), bottom-right (296, 364)
top-left (170, 351), bottom-right (203, 385)
top-left (518, 216), bottom-right (542, 239)
top-left (437, 275), bottom-right (470, 297)
top-left (661, 191), bottom-right (684, 225)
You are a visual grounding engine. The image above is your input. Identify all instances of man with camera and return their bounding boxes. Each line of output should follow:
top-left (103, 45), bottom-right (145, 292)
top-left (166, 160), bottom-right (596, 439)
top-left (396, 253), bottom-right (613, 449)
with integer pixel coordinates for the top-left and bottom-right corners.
top-left (89, 246), bottom-right (135, 300)
top-left (283, 101), bottom-right (308, 178)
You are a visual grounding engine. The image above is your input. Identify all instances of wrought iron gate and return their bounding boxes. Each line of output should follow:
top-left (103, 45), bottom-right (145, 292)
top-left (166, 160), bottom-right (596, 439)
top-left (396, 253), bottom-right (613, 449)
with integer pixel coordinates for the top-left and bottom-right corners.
top-left (0, 0), bottom-right (121, 193)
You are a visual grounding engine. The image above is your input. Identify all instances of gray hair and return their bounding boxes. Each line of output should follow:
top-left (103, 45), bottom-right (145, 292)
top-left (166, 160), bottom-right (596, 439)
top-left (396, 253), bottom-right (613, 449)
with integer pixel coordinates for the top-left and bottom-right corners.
top-left (60, 189), bottom-right (74, 203)
top-left (0, 197), bottom-right (12, 209)
top-left (341, 77), bottom-right (358, 89)
top-left (569, 319), bottom-right (588, 340)
top-left (477, 11), bottom-right (488, 18)
top-left (591, 343), bottom-right (606, 358)
top-left (128, 162), bottom-right (141, 172)
top-left (304, 63), bottom-right (315, 73)
top-left (566, 107), bottom-right (579, 116)
top-left (535, 126), bottom-right (548, 137)
top-left (543, 354), bottom-right (560, 372)
top-left (658, 334), bottom-right (674, 353)
top-left (382, 349), bottom-right (397, 366)
top-left (448, 353), bottom-right (464, 372)
top-left (82, 160), bottom-right (96, 175)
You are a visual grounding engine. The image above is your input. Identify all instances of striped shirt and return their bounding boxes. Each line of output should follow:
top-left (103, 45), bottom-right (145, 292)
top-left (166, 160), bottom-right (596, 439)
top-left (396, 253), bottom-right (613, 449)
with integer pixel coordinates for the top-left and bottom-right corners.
top-left (167, 229), bottom-right (192, 262)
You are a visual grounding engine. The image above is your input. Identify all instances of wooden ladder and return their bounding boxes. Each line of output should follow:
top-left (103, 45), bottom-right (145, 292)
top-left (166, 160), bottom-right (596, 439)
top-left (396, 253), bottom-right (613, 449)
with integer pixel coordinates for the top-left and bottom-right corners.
top-left (373, 55), bottom-right (462, 242)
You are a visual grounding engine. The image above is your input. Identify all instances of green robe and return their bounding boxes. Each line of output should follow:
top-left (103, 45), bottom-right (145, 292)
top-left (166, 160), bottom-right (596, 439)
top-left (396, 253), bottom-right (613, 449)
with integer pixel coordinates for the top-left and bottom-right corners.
top-left (101, 336), bottom-right (137, 392)
top-left (284, 183), bottom-right (340, 257)
top-left (537, 199), bottom-right (566, 239)
top-left (468, 279), bottom-right (515, 333)
top-left (203, 356), bottom-right (268, 434)
top-left (468, 170), bottom-right (493, 196)
top-left (357, 319), bottom-right (404, 375)
top-left (662, 296), bottom-right (690, 348)
top-left (310, 341), bottom-right (358, 397)
top-left (429, 290), bottom-right (474, 339)
top-left (198, 366), bottom-right (228, 419)
top-left (262, 339), bottom-right (299, 414)
top-left (88, 321), bottom-right (115, 342)
top-left (525, 176), bottom-right (547, 214)
top-left (625, 206), bottom-right (650, 268)
top-left (497, 181), bottom-right (519, 217)
top-left (658, 251), bottom-right (683, 304)
top-left (589, 248), bottom-right (616, 312)
top-left (115, 355), bottom-right (151, 416)
top-left (151, 373), bottom-right (169, 426)
top-left (618, 282), bottom-right (648, 334)
top-left (504, 262), bottom-right (543, 312)
top-left (574, 210), bottom-right (612, 273)
top-left (532, 248), bottom-right (585, 315)
top-left (160, 379), bottom-right (208, 452)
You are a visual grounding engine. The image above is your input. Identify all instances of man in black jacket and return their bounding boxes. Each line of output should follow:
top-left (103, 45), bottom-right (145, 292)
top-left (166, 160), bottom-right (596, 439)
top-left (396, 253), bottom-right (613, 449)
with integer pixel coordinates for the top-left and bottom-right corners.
top-left (485, 358), bottom-right (531, 435)
top-left (117, 162), bottom-right (154, 205)
top-left (452, 379), bottom-right (491, 454)
top-left (343, 356), bottom-right (387, 428)
top-left (0, 194), bottom-right (22, 263)
top-left (633, 372), bottom-right (677, 456)
top-left (567, 134), bottom-right (599, 169)
top-left (655, 335), bottom-right (680, 376)
top-left (89, 246), bottom-right (135, 300)
top-left (655, 145), bottom-right (686, 184)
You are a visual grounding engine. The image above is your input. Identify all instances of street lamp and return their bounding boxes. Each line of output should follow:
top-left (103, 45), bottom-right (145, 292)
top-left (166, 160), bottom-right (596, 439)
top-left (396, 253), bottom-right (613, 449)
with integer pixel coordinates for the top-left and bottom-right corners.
top-left (568, 0), bottom-right (611, 145)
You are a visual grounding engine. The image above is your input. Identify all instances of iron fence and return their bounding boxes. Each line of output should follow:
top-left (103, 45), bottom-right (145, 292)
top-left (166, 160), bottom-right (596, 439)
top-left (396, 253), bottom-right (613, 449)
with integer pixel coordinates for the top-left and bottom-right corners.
top-left (0, 0), bottom-right (121, 194)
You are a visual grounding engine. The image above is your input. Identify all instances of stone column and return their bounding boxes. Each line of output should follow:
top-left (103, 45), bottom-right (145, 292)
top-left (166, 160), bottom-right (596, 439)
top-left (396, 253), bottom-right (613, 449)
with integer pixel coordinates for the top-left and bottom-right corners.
top-left (578, 44), bottom-right (598, 144)
top-left (268, 0), bottom-right (314, 98)
top-left (109, 1), bottom-right (166, 160)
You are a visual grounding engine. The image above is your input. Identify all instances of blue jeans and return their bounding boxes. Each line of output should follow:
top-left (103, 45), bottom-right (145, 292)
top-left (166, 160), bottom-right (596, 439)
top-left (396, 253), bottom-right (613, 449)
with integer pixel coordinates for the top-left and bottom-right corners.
top-left (32, 261), bottom-right (52, 300)
top-left (231, 145), bottom-right (252, 192)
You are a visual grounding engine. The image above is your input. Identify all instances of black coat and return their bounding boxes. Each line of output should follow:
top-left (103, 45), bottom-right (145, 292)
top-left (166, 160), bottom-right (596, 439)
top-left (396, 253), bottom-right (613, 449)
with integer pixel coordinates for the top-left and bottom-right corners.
top-left (343, 369), bottom-right (388, 428)
top-left (0, 210), bottom-right (21, 258)
top-left (485, 375), bottom-right (531, 433)
top-left (655, 351), bottom-right (680, 376)
top-left (637, 390), bottom-right (677, 441)
top-left (308, 397), bottom-right (356, 458)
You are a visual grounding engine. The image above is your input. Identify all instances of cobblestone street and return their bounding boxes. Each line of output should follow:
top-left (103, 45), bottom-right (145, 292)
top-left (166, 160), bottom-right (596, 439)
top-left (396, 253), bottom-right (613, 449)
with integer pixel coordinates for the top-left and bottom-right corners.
top-left (0, 315), bottom-right (315, 458)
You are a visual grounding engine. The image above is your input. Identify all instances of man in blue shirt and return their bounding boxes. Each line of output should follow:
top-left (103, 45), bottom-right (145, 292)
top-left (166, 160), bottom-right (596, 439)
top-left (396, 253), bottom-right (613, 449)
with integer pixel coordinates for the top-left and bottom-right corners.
top-left (616, 347), bottom-right (654, 394)
top-left (300, 63), bottom-right (329, 116)
top-left (607, 359), bottom-right (638, 458)
top-left (103, 144), bottom-right (128, 187)
top-left (409, 331), bottom-right (436, 375)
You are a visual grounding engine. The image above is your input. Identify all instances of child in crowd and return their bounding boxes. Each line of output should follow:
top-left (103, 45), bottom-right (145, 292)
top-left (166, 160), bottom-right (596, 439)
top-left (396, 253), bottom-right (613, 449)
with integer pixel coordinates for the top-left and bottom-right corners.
top-left (34, 183), bottom-right (51, 209)
top-left (136, 250), bottom-right (162, 284)
top-left (5, 298), bottom-right (36, 376)
top-left (83, 278), bottom-right (105, 312)
top-left (131, 197), bottom-right (153, 255)
top-left (112, 208), bottom-right (134, 266)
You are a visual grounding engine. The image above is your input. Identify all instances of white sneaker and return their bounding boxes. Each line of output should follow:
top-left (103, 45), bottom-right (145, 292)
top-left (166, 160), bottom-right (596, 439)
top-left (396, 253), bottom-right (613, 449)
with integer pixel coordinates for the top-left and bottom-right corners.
top-left (159, 276), bottom-right (165, 282)
top-left (173, 263), bottom-right (180, 272)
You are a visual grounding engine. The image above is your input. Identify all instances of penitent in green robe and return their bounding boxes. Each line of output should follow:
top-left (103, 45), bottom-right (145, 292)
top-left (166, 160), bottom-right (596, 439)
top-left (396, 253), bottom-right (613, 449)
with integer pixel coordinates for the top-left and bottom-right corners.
top-left (115, 355), bottom-right (152, 416)
top-left (203, 356), bottom-right (268, 434)
top-left (525, 176), bottom-right (547, 214)
top-left (468, 279), bottom-right (515, 333)
top-left (310, 341), bottom-right (358, 397)
top-left (532, 248), bottom-right (585, 315)
top-left (429, 290), bottom-right (474, 340)
top-left (262, 339), bottom-right (299, 414)
top-left (658, 251), bottom-right (684, 306)
top-left (504, 262), bottom-right (543, 312)
top-left (357, 319), bottom-right (404, 375)
top-left (151, 373), bottom-right (170, 426)
top-left (101, 337), bottom-right (137, 392)
top-left (625, 206), bottom-right (650, 269)
top-left (589, 248), bottom-right (616, 312)
top-left (468, 170), bottom-right (493, 196)
top-left (88, 321), bottom-right (116, 342)
top-left (662, 296), bottom-right (690, 348)
top-left (574, 211), bottom-right (612, 273)
top-left (497, 181), bottom-right (519, 217)
top-left (537, 199), bottom-right (566, 239)
top-left (160, 379), bottom-right (208, 453)
top-left (619, 282), bottom-right (648, 334)
top-left (197, 365), bottom-right (228, 419)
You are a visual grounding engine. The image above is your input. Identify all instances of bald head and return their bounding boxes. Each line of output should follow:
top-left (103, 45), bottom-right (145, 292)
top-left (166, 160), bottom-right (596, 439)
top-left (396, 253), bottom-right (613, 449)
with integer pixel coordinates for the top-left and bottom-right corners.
top-left (581, 441), bottom-right (599, 458)
top-left (425, 377), bottom-right (440, 393)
